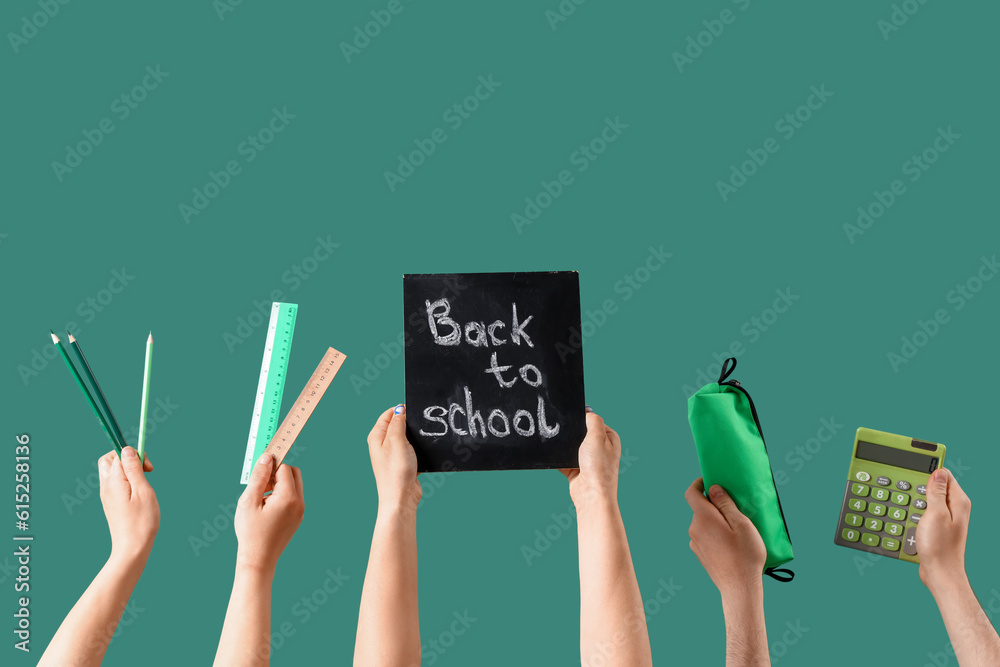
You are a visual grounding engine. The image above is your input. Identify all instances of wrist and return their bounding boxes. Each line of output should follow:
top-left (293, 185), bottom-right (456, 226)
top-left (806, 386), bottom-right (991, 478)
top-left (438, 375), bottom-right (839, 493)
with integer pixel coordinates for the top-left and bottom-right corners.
top-left (922, 566), bottom-right (970, 598)
top-left (720, 577), bottom-right (765, 610)
top-left (573, 489), bottom-right (619, 521)
top-left (376, 500), bottom-right (418, 524)
top-left (109, 541), bottom-right (153, 569)
top-left (235, 549), bottom-right (279, 577)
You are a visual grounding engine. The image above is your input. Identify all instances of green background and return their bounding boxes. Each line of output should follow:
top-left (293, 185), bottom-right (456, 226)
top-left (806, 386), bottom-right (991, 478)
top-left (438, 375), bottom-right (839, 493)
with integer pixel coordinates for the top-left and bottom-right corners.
top-left (3, 0), bottom-right (998, 664)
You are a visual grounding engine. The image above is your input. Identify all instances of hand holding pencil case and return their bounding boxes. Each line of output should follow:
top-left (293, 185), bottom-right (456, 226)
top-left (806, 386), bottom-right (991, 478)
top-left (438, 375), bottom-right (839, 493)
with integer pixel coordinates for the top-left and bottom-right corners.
top-left (687, 357), bottom-right (795, 582)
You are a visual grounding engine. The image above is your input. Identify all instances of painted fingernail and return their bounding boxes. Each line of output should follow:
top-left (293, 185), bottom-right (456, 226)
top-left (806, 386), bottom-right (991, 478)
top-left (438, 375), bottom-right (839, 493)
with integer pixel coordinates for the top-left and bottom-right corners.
top-left (585, 405), bottom-right (593, 413)
top-left (394, 404), bottom-right (404, 415)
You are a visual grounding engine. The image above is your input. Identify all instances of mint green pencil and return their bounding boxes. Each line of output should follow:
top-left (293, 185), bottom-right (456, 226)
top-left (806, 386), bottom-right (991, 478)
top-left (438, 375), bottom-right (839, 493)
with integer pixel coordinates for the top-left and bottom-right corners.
top-left (137, 332), bottom-right (153, 464)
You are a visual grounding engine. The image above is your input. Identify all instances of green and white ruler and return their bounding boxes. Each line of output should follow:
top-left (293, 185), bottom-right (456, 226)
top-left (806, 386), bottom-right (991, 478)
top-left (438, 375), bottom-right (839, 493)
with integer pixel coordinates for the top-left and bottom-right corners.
top-left (241, 302), bottom-right (297, 483)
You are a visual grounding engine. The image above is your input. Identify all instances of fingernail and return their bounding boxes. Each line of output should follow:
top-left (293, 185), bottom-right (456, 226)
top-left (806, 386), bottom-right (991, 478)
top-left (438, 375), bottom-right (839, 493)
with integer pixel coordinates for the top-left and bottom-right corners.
top-left (585, 405), bottom-right (593, 413)
top-left (258, 452), bottom-right (272, 465)
top-left (709, 485), bottom-right (724, 499)
top-left (122, 446), bottom-right (136, 459)
top-left (394, 404), bottom-right (404, 415)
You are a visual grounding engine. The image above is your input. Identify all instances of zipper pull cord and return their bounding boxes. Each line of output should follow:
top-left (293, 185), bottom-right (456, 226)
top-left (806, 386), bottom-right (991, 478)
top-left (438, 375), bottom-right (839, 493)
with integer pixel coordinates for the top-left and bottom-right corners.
top-left (718, 357), bottom-right (737, 384)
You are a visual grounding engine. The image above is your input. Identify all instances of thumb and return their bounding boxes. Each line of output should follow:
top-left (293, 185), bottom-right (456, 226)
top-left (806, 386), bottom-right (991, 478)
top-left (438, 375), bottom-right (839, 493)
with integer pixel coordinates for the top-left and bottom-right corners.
top-left (927, 468), bottom-right (951, 516)
top-left (387, 404), bottom-right (407, 444)
top-left (708, 485), bottom-right (746, 529)
top-left (120, 447), bottom-right (150, 490)
top-left (245, 453), bottom-right (274, 505)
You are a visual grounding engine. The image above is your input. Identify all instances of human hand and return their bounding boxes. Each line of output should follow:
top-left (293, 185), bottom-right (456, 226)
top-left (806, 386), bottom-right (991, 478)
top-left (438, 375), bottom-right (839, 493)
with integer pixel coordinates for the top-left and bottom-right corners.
top-left (918, 468), bottom-right (972, 592)
top-left (235, 453), bottom-right (305, 573)
top-left (685, 478), bottom-right (767, 597)
top-left (560, 409), bottom-right (620, 512)
top-left (367, 405), bottom-right (422, 513)
top-left (98, 446), bottom-right (160, 561)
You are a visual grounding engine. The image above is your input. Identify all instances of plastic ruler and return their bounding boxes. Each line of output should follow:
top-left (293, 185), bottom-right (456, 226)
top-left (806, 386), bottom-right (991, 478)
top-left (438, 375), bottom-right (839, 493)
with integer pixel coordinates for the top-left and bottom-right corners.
top-left (241, 302), bottom-right (297, 483)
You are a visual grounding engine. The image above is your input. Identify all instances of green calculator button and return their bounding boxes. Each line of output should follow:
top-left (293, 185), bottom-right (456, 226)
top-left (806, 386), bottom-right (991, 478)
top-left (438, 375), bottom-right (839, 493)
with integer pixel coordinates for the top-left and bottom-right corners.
top-left (848, 498), bottom-right (867, 512)
top-left (888, 507), bottom-right (907, 522)
top-left (851, 483), bottom-right (870, 497)
top-left (870, 503), bottom-right (887, 516)
top-left (861, 533), bottom-right (880, 547)
top-left (892, 492), bottom-right (910, 505)
top-left (865, 518), bottom-right (883, 531)
top-left (881, 537), bottom-right (901, 551)
top-left (872, 488), bottom-right (890, 501)
top-left (842, 528), bottom-right (860, 542)
top-left (844, 513), bottom-right (863, 527)
top-left (885, 522), bottom-right (903, 536)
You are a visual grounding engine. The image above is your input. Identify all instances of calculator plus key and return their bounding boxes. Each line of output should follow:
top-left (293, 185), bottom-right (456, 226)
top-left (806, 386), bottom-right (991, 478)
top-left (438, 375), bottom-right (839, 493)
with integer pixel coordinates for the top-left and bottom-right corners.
top-left (903, 528), bottom-right (918, 556)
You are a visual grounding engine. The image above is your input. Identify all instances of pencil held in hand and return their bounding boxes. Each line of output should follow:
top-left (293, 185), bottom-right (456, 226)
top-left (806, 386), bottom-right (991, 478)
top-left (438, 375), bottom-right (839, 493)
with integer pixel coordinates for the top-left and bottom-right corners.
top-left (51, 331), bottom-right (122, 455)
top-left (137, 332), bottom-right (153, 464)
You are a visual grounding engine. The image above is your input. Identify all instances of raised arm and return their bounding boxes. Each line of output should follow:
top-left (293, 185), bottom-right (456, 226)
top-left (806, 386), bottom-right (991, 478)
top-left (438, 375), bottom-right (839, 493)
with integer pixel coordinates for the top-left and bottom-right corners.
top-left (563, 410), bottom-right (652, 667)
top-left (39, 447), bottom-right (158, 667)
top-left (918, 468), bottom-right (1000, 666)
top-left (686, 478), bottom-right (770, 667)
top-left (354, 405), bottom-right (423, 667)
top-left (214, 453), bottom-right (305, 666)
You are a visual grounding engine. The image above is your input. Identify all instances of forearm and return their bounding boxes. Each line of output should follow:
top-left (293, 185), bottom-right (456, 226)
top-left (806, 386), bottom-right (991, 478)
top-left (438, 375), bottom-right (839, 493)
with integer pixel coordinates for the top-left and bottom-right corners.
top-left (929, 573), bottom-right (1000, 666)
top-left (213, 563), bottom-right (275, 666)
top-left (39, 551), bottom-right (148, 667)
top-left (354, 504), bottom-right (420, 667)
top-left (577, 497), bottom-right (652, 667)
top-left (721, 583), bottom-right (770, 667)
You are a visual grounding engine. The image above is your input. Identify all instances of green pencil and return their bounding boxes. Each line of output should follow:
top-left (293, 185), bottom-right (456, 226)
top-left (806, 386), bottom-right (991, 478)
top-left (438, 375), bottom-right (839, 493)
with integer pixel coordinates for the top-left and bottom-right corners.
top-left (50, 331), bottom-right (121, 456)
top-left (67, 332), bottom-right (127, 454)
top-left (137, 332), bottom-right (153, 464)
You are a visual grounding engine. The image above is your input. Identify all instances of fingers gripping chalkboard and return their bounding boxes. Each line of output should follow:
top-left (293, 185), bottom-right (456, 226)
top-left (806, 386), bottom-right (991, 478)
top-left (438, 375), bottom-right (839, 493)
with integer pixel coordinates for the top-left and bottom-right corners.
top-left (403, 272), bottom-right (587, 472)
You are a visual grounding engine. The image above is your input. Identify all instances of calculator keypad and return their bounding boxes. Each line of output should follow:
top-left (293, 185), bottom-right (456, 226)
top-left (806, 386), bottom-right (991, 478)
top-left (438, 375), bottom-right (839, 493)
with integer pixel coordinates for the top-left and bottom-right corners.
top-left (838, 472), bottom-right (928, 562)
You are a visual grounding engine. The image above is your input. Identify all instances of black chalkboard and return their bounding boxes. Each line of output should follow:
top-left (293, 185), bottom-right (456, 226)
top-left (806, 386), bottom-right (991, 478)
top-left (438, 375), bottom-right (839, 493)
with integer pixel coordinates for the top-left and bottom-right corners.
top-left (403, 272), bottom-right (586, 472)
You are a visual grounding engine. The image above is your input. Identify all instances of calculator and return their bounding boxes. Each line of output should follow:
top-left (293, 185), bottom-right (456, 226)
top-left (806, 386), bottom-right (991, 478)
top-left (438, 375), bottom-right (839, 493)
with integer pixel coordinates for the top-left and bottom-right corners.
top-left (834, 427), bottom-right (945, 564)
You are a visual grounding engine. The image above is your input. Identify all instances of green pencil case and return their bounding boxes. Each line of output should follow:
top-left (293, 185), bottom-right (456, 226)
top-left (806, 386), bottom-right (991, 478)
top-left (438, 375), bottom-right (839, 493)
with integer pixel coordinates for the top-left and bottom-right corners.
top-left (687, 357), bottom-right (795, 582)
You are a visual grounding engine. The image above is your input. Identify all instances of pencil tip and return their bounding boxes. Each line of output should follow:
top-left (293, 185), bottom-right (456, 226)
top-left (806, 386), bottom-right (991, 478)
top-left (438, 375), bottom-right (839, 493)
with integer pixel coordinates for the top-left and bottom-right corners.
top-left (50, 331), bottom-right (59, 343)
top-left (148, 332), bottom-right (153, 342)
top-left (67, 332), bottom-right (76, 343)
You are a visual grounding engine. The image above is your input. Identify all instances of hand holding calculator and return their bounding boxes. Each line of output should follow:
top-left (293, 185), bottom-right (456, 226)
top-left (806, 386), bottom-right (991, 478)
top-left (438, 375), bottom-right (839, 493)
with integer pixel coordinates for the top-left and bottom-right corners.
top-left (834, 427), bottom-right (945, 564)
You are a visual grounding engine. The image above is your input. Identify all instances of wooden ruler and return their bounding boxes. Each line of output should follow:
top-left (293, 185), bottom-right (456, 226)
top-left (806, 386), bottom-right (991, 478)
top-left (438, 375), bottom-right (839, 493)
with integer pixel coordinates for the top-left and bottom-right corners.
top-left (261, 347), bottom-right (346, 469)
top-left (241, 302), bottom-right (297, 484)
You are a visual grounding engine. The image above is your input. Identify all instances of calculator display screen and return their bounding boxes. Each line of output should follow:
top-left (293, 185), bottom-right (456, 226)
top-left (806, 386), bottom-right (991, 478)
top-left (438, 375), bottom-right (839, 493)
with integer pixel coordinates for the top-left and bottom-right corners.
top-left (856, 441), bottom-right (938, 473)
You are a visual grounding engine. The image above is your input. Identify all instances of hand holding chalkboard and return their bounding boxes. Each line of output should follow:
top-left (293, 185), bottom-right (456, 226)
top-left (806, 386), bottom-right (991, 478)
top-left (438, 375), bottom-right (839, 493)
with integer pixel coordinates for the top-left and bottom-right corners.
top-left (367, 405), bottom-right (423, 511)
top-left (403, 272), bottom-right (587, 472)
top-left (561, 409), bottom-right (622, 507)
